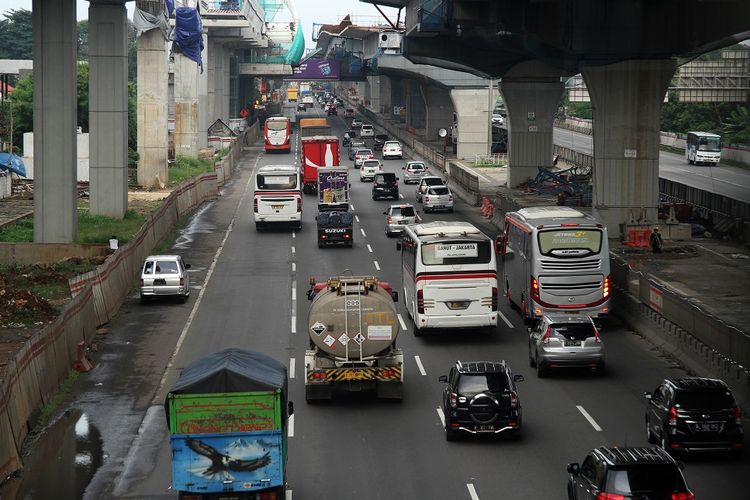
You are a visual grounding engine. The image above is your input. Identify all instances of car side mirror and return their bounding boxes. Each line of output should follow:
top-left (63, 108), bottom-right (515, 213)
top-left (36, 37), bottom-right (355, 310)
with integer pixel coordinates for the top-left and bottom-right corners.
top-left (513, 374), bottom-right (524, 383)
top-left (438, 375), bottom-right (448, 383)
top-left (307, 289), bottom-right (315, 300)
top-left (396, 241), bottom-right (402, 251)
top-left (643, 392), bottom-right (652, 400)
top-left (567, 463), bottom-right (580, 475)
top-left (185, 264), bottom-right (191, 269)
top-left (391, 291), bottom-right (398, 302)
top-left (288, 401), bottom-right (294, 416)
top-left (383, 211), bottom-right (387, 215)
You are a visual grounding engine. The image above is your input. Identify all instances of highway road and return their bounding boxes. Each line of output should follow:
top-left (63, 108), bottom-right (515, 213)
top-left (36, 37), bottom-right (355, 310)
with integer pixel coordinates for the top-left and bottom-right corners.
top-left (554, 128), bottom-right (750, 205)
top-left (3, 107), bottom-right (746, 500)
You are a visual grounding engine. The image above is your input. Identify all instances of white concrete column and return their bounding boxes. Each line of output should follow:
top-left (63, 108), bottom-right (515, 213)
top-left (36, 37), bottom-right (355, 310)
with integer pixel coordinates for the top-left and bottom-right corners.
top-left (380, 75), bottom-right (391, 114)
top-left (89, 2), bottom-right (128, 217)
top-left (583, 59), bottom-right (676, 237)
top-left (197, 30), bottom-right (208, 149)
top-left (424, 84), bottom-right (454, 141)
top-left (137, 27), bottom-right (169, 189)
top-left (32, 0), bottom-right (77, 242)
top-left (501, 78), bottom-right (563, 187)
top-left (207, 38), bottom-right (218, 128)
top-left (449, 88), bottom-right (491, 160)
top-left (367, 75), bottom-right (380, 113)
top-left (174, 51), bottom-right (201, 158)
top-left (222, 48), bottom-right (231, 121)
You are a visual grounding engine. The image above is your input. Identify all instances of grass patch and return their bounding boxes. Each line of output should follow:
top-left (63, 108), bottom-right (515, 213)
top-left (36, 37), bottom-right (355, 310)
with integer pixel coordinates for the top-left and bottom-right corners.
top-left (0, 208), bottom-right (146, 244)
top-left (36, 370), bottom-right (80, 427)
top-left (169, 156), bottom-right (214, 187)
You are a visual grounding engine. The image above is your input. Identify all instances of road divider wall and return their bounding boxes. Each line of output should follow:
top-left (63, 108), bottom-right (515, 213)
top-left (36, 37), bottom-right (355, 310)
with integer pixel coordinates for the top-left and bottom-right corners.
top-left (0, 122), bottom-right (258, 481)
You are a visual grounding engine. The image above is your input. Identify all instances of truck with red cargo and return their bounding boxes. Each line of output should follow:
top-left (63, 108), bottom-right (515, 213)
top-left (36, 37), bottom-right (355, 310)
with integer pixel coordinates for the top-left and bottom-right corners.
top-left (300, 135), bottom-right (340, 194)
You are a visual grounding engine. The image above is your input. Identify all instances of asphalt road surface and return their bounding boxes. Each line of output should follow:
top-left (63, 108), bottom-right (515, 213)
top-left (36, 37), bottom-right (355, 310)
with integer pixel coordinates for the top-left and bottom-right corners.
top-left (554, 127), bottom-right (750, 205)
top-left (4, 107), bottom-right (746, 500)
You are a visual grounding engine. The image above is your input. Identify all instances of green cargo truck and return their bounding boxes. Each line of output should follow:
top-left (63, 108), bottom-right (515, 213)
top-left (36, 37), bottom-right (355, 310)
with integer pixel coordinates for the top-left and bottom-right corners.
top-left (165, 349), bottom-right (293, 500)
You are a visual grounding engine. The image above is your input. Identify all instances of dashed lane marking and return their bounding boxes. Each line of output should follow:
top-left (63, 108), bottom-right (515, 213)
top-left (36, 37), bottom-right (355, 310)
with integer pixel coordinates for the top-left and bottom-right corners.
top-left (467, 483), bottom-right (480, 500)
top-left (397, 313), bottom-right (407, 331)
top-left (367, 244), bottom-right (373, 253)
top-left (292, 231), bottom-right (296, 239)
top-left (289, 357), bottom-right (296, 379)
top-left (291, 315), bottom-right (297, 334)
top-left (499, 311), bottom-right (514, 329)
top-left (373, 260), bottom-right (380, 270)
top-left (350, 204), bottom-right (355, 211)
top-left (436, 407), bottom-right (445, 427)
top-left (288, 414), bottom-right (295, 437)
top-left (399, 193), bottom-right (404, 199)
top-left (355, 215), bottom-right (360, 223)
top-left (577, 405), bottom-right (602, 432)
top-left (292, 262), bottom-right (296, 273)
top-left (291, 246), bottom-right (296, 254)
top-left (361, 228), bottom-right (367, 237)
top-left (414, 355), bottom-right (427, 376)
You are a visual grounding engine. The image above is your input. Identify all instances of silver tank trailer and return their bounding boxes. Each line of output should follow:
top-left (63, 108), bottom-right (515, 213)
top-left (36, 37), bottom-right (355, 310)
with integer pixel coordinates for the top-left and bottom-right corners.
top-left (308, 277), bottom-right (399, 359)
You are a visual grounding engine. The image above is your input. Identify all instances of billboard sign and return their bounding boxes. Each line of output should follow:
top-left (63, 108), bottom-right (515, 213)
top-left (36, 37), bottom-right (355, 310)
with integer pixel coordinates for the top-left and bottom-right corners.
top-left (289, 60), bottom-right (340, 80)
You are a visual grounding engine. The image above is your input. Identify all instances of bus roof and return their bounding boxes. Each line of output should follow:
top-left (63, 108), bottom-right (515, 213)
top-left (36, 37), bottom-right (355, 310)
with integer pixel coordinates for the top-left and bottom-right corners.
top-left (410, 221), bottom-right (484, 238)
top-left (687, 131), bottom-right (721, 138)
top-left (266, 116), bottom-right (289, 122)
top-left (509, 206), bottom-right (602, 228)
top-left (258, 164), bottom-right (298, 173)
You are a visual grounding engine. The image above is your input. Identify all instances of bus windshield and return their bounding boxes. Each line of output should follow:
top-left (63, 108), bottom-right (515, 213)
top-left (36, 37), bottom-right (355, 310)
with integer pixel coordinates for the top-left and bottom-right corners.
top-left (421, 240), bottom-right (492, 265)
top-left (698, 137), bottom-right (721, 152)
top-left (267, 120), bottom-right (288, 131)
top-left (537, 229), bottom-right (602, 257)
top-left (257, 174), bottom-right (298, 190)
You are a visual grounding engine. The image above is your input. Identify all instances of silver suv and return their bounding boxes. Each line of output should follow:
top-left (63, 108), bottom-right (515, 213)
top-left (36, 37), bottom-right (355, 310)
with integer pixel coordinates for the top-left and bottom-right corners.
top-left (403, 161), bottom-right (427, 184)
top-left (140, 255), bottom-right (191, 304)
top-left (384, 204), bottom-right (420, 236)
top-left (423, 185), bottom-right (454, 213)
top-left (528, 314), bottom-right (605, 377)
top-left (416, 175), bottom-right (445, 203)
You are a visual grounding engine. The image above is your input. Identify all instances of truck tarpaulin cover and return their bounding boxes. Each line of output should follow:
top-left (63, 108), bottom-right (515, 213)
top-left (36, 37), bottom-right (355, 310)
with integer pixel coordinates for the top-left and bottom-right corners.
top-left (0, 152), bottom-right (26, 177)
top-left (173, 6), bottom-right (204, 70)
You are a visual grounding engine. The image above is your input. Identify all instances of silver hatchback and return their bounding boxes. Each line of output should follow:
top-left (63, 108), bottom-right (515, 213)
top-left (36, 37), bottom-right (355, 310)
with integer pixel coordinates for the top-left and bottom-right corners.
top-left (403, 161), bottom-right (427, 184)
top-left (422, 185), bottom-right (454, 212)
top-left (528, 314), bottom-right (605, 377)
top-left (384, 204), bottom-right (420, 236)
top-left (140, 255), bottom-right (191, 303)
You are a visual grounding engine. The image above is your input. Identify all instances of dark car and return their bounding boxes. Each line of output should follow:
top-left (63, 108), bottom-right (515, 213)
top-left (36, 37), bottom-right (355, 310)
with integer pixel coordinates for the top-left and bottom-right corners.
top-left (373, 134), bottom-right (390, 151)
top-left (297, 103), bottom-right (306, 112)
top-left (439, 360), bottom-right (524, 441)
top-left (372, 172), bottom-right (399, 200)
top-left (327, 107), bottom-right (338, 116)
top-left (316, 211), bottom-right (353, 248)
top-left (644, 377), bottom-right (744, 457)
top-left (567, 447), bottom-right (694, 500)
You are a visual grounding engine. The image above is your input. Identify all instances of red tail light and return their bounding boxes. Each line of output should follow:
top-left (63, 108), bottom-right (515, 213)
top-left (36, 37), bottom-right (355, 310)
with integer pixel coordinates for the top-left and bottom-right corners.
top-left (253, 198), bottom-right (258, 213)
top-left (509, 391), bottom-right (518, 408)
top-left (297, 197), bottom-right (302, 212)
top-left (541, 326), bottom-right (551, 344)
top-left (530, 276), bottom-right (540, 301)
top-left (672, 492), bottom-right (695, 500)
top-left (491, 287), bottom-right (498, 311)
top-left (258, 491), bottom-right (277, 500)
top-left (387, 217), bottom-right (393, 224)
top-left (449, 195), bottom-right (453, 202)
top-left (596, 493), bottom-right (625, 500)
top-left (449, 392), bottom-right (457, 408)
top-left (603, 275), bottom-right (611, 298)
top-left (140, 279), bottom-right (144, 286)
top-left (734, 405), bottom-right (742, 425)
top-left (417, 289), bottom-right (425, 314)
top-left (668, 406), bottom-right (678, 426)
top-left (593, 322), bottom-right (602, 343)
top-left (179, 277), bottom-right (185, 286)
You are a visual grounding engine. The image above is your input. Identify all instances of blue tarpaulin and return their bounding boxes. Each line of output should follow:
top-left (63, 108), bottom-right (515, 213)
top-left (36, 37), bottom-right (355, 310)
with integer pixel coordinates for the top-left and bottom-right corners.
top-left (0, 152), bottom-right (26, 177)
top-left (165, 0), bottom-right (174, 16)
top-left (173, 7), bottom-right (204, 71)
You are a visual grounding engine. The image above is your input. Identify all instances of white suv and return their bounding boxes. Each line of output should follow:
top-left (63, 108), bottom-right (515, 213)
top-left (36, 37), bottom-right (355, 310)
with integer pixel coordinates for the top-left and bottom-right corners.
top-left (360, 159), bottom-right (382, 182)
top-left (382, 141), bottom-right (403, 160)
top-left (360, 124), bottom-right (375, 138)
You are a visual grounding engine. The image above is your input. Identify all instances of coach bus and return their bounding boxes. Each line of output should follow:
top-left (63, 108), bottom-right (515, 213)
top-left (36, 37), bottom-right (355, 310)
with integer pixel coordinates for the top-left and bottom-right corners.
top-left (686, 131), bottom-right (721, 166)
top-left (254, 164), bottom-right (302, 231)
top-left (264, 116), bottom-right (291, 153)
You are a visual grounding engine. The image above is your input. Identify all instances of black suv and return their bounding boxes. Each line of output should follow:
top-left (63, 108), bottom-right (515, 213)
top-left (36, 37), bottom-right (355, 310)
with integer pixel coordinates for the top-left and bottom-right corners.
top-left (567, 447), bottom-right (694, 500)
top-left (438, 360), bottom-right (523, 441)
top-left (372, 172), bottom-right (399, 200)
top-left (645, 377), bottom-right (744, 457)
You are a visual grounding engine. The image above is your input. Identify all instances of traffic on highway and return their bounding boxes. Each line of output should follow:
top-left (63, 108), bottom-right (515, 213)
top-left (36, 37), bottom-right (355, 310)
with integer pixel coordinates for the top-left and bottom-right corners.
top-left (5, 95), bottom-right (746, 500)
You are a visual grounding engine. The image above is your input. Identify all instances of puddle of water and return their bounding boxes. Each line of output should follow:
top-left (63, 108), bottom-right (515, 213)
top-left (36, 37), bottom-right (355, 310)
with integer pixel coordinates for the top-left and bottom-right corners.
top-left (173, 203), bottom-right (217, 250)
top-left (0, 409), bottom-right (104, 500)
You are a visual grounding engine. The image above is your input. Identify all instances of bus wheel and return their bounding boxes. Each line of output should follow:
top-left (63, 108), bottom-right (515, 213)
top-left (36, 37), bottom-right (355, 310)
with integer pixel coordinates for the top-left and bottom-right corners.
top-left (521, 299), bottom-right (532, 325)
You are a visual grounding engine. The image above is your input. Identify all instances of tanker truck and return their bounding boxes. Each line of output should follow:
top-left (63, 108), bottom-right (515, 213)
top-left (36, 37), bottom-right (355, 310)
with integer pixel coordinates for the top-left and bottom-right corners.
top-left (305, 275), bottom-right (403, 402)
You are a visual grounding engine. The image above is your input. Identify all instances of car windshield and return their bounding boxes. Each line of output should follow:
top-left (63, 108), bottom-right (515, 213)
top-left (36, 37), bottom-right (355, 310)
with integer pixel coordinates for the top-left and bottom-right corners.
top-left (395, 206), bottom-right (416, 217)
top-left (257, 174), bottom-right (298, 190)
top-left (605, 466), bottom-right (681, 496)
top-left (538, 229), bottom-right (603, 256)
top-left (408, 163), bottom-right (425, 171)
top-left (357, 150), bottom-right (373, 156)
top-left (421, 240), bottom-right (492, 266)
top-left (145, 260), bottom-right (179, 274)
top-left (676, 388), bottom-right (735, 411)
top-left (385, 142), bottom-right (400, 147)
top-left (361, 125), bottom-right (373, 130)
top-left (363, 161), bottom-right (380, 169)
top-left (549, 322), bottom-right (595, 340)
top-left (428, 186), bottom-right (450, 195)
top-left (457, 373), bottom-right (509, 394)
top-left (423, 178), bottom-right (443, 186)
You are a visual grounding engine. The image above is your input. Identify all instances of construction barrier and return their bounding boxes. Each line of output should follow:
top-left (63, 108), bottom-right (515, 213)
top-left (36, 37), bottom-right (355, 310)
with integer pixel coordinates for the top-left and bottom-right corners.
top-left (623, 228), bottom-right (652, 248)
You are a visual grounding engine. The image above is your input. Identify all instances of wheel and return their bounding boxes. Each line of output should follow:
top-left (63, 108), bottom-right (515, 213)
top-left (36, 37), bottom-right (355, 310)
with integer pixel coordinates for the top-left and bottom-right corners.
top-left (255, 222), bottom-right (263, 231)
top-left (507, 428), bottom-right (521, 441)
top-left (595, 361), bottom-right (606, 376)
top-left (347, 241), bottom-right (353, 248)
top-left (448, 208), bottom-right (454, 213)
top-left (660, 431), bottom-right (672, 455)
top-left (372, 195), bottom-right (377, 200)
top-left (140, 295), bottom-right (148, 305)
top-left (180, 294), bottom-right (188, 304)
top-left (318, 241), bottom-right (324, 248)
top-left (529, 345), bottom-right (536, 367)
top-left (536, 355), bottom-right (547, 378)
top-left (646, 419), bottom-right (656, 444)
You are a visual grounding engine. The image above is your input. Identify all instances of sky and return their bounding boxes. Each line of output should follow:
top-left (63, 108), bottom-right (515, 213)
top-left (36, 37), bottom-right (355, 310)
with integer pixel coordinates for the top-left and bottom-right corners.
top-left (1, 0), bottom-right (400, 52)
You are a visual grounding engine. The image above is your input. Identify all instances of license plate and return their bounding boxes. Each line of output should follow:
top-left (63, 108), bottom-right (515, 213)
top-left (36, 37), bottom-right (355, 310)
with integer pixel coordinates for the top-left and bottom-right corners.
top-left (154, 278), bottom-right (166, 285)
top-left (693, 422), bottom-right (722, 432)
top-left (447, 301), bottom-right (469, 310)
top-left (271, 204), bottom-right (284, 210)
top-left (476, 425), bottom-right (495, 432)
top-left (398, 221), bottom-right (408, 225)
top-left (565, 341), bottom-right (581, 347)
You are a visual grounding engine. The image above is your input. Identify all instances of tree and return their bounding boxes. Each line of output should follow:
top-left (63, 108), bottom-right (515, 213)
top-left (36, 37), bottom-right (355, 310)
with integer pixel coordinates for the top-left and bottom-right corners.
top-left (0, 9), bottom-right (33, 59)
top-left (77, 20), bottom-right (89, 60)
top-left (9, 75), bottom-right (32, 149)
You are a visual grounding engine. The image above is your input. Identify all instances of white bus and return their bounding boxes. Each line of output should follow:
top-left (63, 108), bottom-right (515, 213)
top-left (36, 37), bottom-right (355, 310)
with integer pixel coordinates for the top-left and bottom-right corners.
top-left (501, 206), bottom-right (610, 323)
top-left (253, 164), bottom-right (302, 231)
top-left (397, 221), bottom-right (499, 336)
top-left (686, 131), bottom-right (721, 166)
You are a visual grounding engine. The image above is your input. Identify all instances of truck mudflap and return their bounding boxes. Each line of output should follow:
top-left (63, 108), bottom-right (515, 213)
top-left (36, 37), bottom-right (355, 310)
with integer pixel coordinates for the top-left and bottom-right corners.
top-left (306, 366), bottom-right (402, 382)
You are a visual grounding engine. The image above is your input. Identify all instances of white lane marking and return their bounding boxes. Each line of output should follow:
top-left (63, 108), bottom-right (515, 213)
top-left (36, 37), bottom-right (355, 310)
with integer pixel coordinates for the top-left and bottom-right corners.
top-left (350, 204), bottom-right (355, 211)
top-left (360, 228), bottom-right (367, 237)
top-left (288, 414), bottom-right (295, 437)
top-left (292, 231), bottom-right (296, 239)
top-left (436, 407), bottom-right (445, 427)
top-left (292, 262), bottom-right (296, 273)
top-left (467, 484), bottom-right (480, 500)
top-left (157, 153), bottom-right (260, 395)
top-left (291, 285), bottom-right (297, 302)
top-left (414, 355), bottom-right (427, 376)
top-left (399, 193), bottom-right (404, 199)
top-left (355, 215), bottom-right (360, 223)
top-left (289, 357), bottom-right (296, 379)
top-left (373, 260), bottom-right (380, 270)
top-left (499, 311), bottom-right (514, 329)
top-left (291, 315), bottom-right (297, 334)
top-left (286, 490), bottom-right (292, 500)
top-left (397, 313), bottom-right (407, 331)
top-left (694, 243), bottom-right (732, 262)
top-left (577, 405), bottom-right (603, 432)
top-left (367, 244), bottom-right (373, 253)
top-left (291, 246), bottom-right (296, 254)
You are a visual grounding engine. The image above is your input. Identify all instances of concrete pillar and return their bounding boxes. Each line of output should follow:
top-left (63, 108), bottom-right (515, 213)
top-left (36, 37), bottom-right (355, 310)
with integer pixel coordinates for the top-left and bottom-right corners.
top-left (32, 0), bottom-right (77, 242)
top-left (583, 59), bottom-right (676, 237)
top-left (390, 78), bottom-right (405, 122)
top-left (207, 39), bottom-right (218, 128)
top-left (406, 80), bottom-right (426, 133)
top-left (89, 2), bottom-right (128, 218)
top-left (222, 48), bottom-right (231, 121)
top-left (174, 51), bottom-right (201, 158)
top-left (501, 76), bottom-right (563, 187)
top-left (380, 75), bottom-right (391, 114)
top-left (137, 27), bottom-right (169, 189)
top-left (424, 84), bottom-right (454, 141)
top-left (367, 75), bottom-right (380, 113)
top-left (197, 31), bottom-right (208, 149)
top-left (449, 87), bottom-right (491, 160)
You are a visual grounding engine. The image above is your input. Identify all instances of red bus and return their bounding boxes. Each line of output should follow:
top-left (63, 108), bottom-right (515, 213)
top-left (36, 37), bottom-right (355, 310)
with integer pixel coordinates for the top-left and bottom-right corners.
top-left (264, 116), bottom-right (291, 153)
